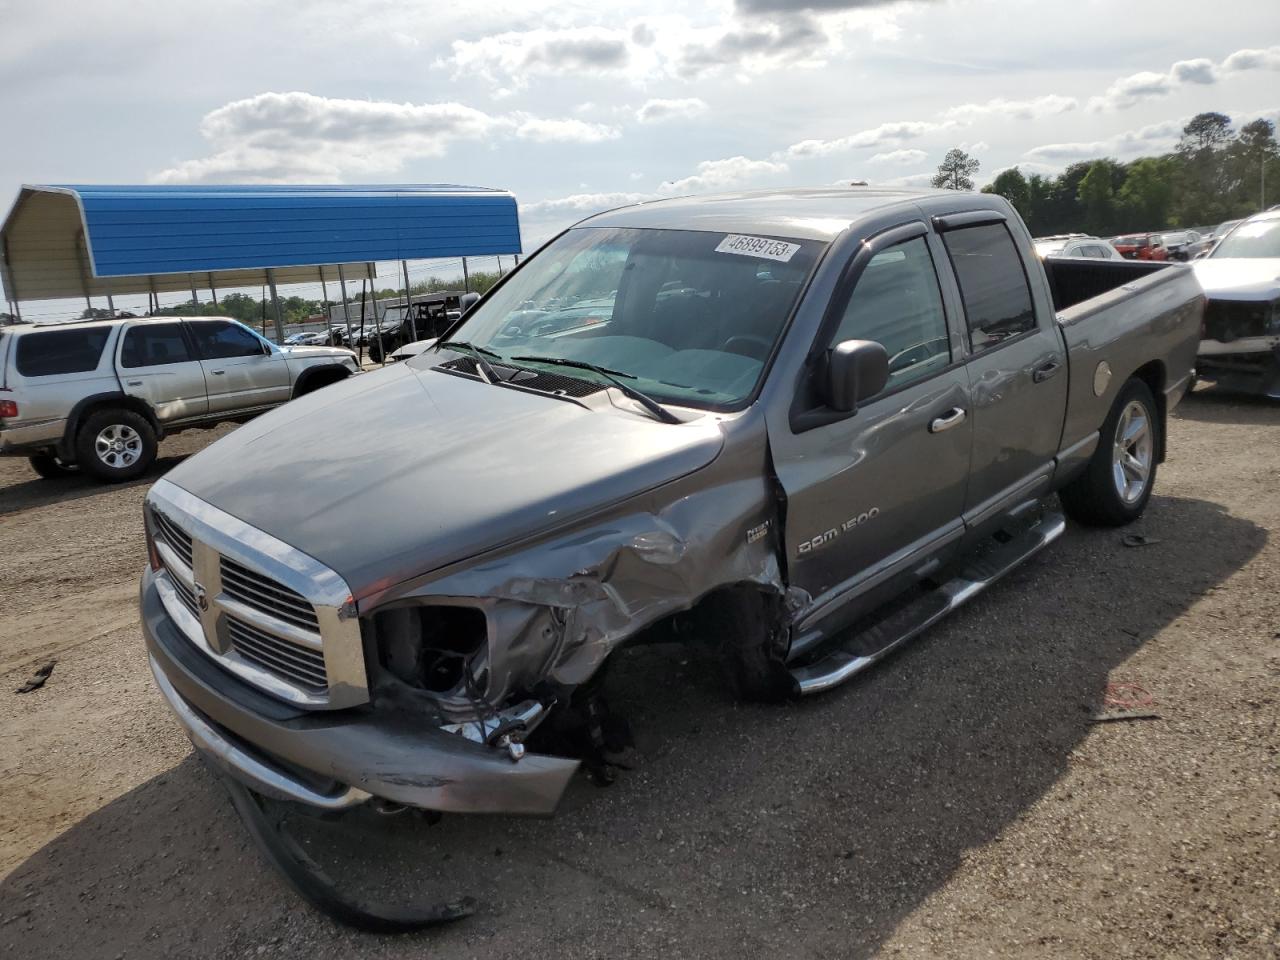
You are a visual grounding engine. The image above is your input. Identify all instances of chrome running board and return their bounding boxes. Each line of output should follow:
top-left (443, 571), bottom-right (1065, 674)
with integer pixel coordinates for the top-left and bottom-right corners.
top-left (790, 511), bottom-right (1066, 696)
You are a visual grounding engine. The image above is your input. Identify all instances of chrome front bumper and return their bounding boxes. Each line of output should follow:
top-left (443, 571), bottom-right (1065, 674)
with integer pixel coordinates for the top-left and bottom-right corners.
top-left (142, 568), bottom-right (579, 815)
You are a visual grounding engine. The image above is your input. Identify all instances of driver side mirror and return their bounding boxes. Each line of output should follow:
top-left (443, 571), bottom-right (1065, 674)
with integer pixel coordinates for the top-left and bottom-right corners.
top-left (459, 292), bottom-right (480, 315)
top-left (823, 339), bottom-right (889, 413)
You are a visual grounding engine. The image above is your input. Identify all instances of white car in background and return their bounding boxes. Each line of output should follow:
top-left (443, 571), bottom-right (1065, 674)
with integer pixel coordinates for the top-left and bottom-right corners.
top-left (1191, 209), bottom-right (1280, 398)
top-left (1033, 235), bottom-right (1124, 260)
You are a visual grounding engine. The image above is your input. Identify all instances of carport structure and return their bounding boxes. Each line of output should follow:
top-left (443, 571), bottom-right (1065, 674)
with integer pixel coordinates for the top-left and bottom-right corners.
top-left (0, 184), bottom-right (522, 338)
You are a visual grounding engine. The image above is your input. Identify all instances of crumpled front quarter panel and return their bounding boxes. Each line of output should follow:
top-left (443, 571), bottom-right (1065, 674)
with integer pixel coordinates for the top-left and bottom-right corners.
top-left (367, 414), bottom-right (783, 699)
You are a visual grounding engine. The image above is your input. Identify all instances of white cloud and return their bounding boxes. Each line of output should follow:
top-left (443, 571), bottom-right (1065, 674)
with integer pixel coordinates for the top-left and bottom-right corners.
top-left (439, 27), bottom-right (633, 90)
top-left (944, 95), bottom-right (1077, 122)
top-left (783, 119), bottom-right (955, 158)
top-left (675, 14), bottom-right (830, 78)
top-left (153, 91), bottom-right (622, 184)
top-left (1221, 45), bottom-right (1280, 73)
top-left (522, 191), bottom-right (653, 219)
top-left (636, 97), bottom-right (709, 123)
top-left (867, 148), bottom-right (927, 164)
top-left (659, 155), bottom-right (789, 193)
top-left (1090, 45), bottom-right (1280, 111)
top-left (514, 117), bottom-right (620, 143)
top-left (1023, 117), bottom-right (1185, 162)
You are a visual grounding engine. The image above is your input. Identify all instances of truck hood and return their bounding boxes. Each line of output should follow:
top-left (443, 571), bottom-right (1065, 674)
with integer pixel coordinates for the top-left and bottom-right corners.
top-left (163, 361), bottom-right (725, 598)
top-left (1192, 259), bottom-right (1280, 301)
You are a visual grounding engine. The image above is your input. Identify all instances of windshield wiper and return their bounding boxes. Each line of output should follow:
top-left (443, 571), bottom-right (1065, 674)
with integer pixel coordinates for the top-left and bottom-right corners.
top-left (510, 355), bottom-right (682, 424)
top-left (435, 340), bottom-right (502, 384)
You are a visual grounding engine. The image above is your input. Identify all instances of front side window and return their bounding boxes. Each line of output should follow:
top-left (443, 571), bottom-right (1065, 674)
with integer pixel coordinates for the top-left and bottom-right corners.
top-left (942, 223), bottom-right (1037, 353)
top-left (190, 321), bottom-right (265, 360)
top-left (829, 236), bottom-right (951, 393)
top-left (416, 226), bottom-right (826, 409)
top-left (15, 327), bottom-right (111, 377)
top-left (120, 323), bottom-right (191, 368)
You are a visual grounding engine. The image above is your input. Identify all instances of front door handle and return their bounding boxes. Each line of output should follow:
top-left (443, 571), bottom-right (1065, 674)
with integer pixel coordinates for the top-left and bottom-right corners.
top-left (209, 369), bottom-right (225, 376)
top-left (929, 407), bottom-right (967, 433)
top-left (125, 380), bottom-right (142, 387)
top-left (1032, 359), bottom-right (1062, 383)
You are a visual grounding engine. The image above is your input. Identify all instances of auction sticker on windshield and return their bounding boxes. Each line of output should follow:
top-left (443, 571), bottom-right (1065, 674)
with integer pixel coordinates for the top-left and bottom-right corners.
top-left (715, 234), bottom-right (802, 262)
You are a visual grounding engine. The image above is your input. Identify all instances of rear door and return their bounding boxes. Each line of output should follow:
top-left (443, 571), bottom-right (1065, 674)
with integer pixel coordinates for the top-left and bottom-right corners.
top-left (117, 322), bottom-right (208, 424)
top-left (186, 320), bottom-right (291, 413)
top-left (936, 215), bottom-right (1067, 528)
top-left (772, 223), bottom-right (972, 633)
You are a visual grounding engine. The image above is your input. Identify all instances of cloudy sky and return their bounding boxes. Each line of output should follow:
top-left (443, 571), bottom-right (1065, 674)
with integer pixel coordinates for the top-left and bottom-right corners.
top-left (1, 0), bottom-right (1277, 309)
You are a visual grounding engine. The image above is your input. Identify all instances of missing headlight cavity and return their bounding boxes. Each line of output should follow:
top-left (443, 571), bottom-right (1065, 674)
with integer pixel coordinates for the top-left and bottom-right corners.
top-left (375, 605), bottom-right (488, 693)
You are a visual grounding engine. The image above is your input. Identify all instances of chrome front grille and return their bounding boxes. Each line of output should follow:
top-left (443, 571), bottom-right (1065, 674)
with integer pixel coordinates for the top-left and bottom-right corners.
top-left (146, 479), bottom-right (369, 710)
top-left (227, 616), bottom-right (328, 693)
top-left (153, 509), bottom-right (193, 568)
top-left (221, 557), bottom-right (320, 632)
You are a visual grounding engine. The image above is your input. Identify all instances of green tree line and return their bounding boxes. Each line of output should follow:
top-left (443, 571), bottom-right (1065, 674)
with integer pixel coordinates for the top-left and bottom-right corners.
top-left (979, 113), bottom-right (1279, 236)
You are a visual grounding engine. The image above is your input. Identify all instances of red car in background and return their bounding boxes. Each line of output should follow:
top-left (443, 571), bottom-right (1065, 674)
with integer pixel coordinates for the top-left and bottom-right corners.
top-left (1111, 233), bottom-right (1170, 261)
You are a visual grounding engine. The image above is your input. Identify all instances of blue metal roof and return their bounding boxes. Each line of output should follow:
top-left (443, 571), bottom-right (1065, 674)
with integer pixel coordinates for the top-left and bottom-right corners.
top-left (55, 184), bottom-right (522, 277)
top-left (0, 184), bottom-right (522, 302)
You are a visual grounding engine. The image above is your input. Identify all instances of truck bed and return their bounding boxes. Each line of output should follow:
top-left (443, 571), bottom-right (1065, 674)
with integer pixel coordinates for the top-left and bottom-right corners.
top-left (1045, 257), bottom-right (1203, 456)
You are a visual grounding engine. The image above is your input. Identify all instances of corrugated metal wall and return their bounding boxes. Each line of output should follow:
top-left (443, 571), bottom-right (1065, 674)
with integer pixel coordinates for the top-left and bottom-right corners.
top-left (1, 184), bottom-right (521, 301)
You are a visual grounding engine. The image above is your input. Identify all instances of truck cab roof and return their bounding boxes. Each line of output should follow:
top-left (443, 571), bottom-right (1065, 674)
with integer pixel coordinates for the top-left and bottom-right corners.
top-left (576, 187), bottom-right (960, 241)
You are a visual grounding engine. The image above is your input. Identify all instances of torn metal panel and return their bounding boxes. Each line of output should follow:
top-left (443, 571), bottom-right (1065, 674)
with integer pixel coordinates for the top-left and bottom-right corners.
top-left (368, 414), bottom-right (786, 700)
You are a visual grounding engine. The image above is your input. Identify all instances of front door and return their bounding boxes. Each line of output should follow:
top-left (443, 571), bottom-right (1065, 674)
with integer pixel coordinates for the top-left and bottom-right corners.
top-left (117, 321), bottom-right (208, 424)
top-left (186, 320), bottom-right (292, 414)
top-left (772, 225), bottom-right (972, 640)
top-left (937, 219), bottom-right (1068, 524)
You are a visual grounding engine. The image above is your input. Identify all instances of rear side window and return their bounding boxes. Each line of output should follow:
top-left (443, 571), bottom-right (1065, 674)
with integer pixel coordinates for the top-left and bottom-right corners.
top-left (942, 223), bottom-right (1037, 353)
top-left (120, 323), bottom-right (192, 368)
top-left (189, 320), bottom-right (265, 359)
top-left (15, 328), bottom-right (111, 377)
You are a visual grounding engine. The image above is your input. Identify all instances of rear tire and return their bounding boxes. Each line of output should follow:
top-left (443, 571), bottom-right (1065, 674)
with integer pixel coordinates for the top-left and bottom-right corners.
top-left (28, 454), bottom-right (78, 479)
top-left (75, 408), bottom-right (158, 483)
top-left (1060, 378), bottom-right (1159, 527)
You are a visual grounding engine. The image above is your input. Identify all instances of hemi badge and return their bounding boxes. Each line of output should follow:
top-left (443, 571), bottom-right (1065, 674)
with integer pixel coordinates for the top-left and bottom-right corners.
top-left (747, 521), bottom-right (770, 545)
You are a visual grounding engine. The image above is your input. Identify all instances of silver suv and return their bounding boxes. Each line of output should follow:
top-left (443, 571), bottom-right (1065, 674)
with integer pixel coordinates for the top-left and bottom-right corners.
top-left (0, 316), bottom-right (359, 482)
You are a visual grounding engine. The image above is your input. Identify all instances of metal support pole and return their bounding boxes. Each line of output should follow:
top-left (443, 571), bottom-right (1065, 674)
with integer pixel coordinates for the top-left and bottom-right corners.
top-left (266, 268), bottom-right (285, 343)
top-left (107, 293), bottom-right (116, 316)
top-left (402, 259), bottom-right (418, 342)
top-left (12, 299), bottom-right (21, 322)
top-left (320, 270), bottom-right (331, 339)
top-left (190, 275), bottom-right (200, 311)
top-left (209, 273), bottom-right (218, 306)
top-left (338, 265), bottom-right (354, 349)
top-left (496, 256), bottom-right (504, 278)
top-left (462, 257), bottom-right (470, 293)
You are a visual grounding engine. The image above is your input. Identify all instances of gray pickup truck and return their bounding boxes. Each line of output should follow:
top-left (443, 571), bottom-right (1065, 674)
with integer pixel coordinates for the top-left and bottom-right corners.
top-left (0, 316), bottom-right (359, 482)
top-left (139, 188), bottom-right (1201, 921)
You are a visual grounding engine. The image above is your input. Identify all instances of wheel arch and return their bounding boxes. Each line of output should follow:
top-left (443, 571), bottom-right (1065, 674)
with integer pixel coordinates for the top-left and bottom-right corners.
top-left (292, 364), bottom-right (351, 399)
top-left (61, 392), bottom-right (160, 460)
top-left (1126, 359), bottom-right (1167, 463)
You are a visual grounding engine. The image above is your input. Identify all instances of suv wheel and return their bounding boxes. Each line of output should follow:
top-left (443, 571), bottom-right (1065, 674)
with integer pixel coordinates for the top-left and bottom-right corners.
top-left (75, 408), bottom-right (158, 483)
top-left (28, 454), bottom-right (78, 479)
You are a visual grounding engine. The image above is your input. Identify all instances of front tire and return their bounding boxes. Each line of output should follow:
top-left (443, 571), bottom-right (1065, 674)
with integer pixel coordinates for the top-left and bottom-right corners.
top-left (75, 408), bottom-right (158, 483)
top-left (28, 454), bottom-right (78, 479)
top-left (1060, 378), bottom-right (1158, 526)
top-left (709, 590), bottom-right (793, 702)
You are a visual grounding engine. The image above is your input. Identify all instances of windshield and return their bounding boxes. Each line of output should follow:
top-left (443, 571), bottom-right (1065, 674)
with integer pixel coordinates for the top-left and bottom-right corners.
top-left (417, 226), bottom-right (826, 409)
top-left (1210, 218), bottom-right (1280, 259)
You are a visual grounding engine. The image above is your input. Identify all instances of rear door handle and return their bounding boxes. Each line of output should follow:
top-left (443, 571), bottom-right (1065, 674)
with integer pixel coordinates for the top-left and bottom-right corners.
top-left (210, 369), bottom-right (225, 375)
top-left (125, 380), bottom-right (142, 387)
top-left (929, 407), bottom-right (967, 433)
top-left (1032, 359), bottom-right (1062, 383)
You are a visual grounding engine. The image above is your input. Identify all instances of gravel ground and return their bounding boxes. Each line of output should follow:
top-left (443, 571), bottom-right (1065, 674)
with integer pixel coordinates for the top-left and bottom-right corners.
top-left (0, 389), bottom-right (1276, 959)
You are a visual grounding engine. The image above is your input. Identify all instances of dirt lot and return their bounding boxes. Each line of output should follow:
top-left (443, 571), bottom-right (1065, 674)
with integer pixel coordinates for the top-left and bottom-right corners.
top-left (1, 391), bottom-right (1277, 959)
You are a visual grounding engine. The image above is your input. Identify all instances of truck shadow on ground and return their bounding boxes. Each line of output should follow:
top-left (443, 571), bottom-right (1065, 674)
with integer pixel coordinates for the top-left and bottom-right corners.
top-left (0, 493), bottom-right (1265, 959)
